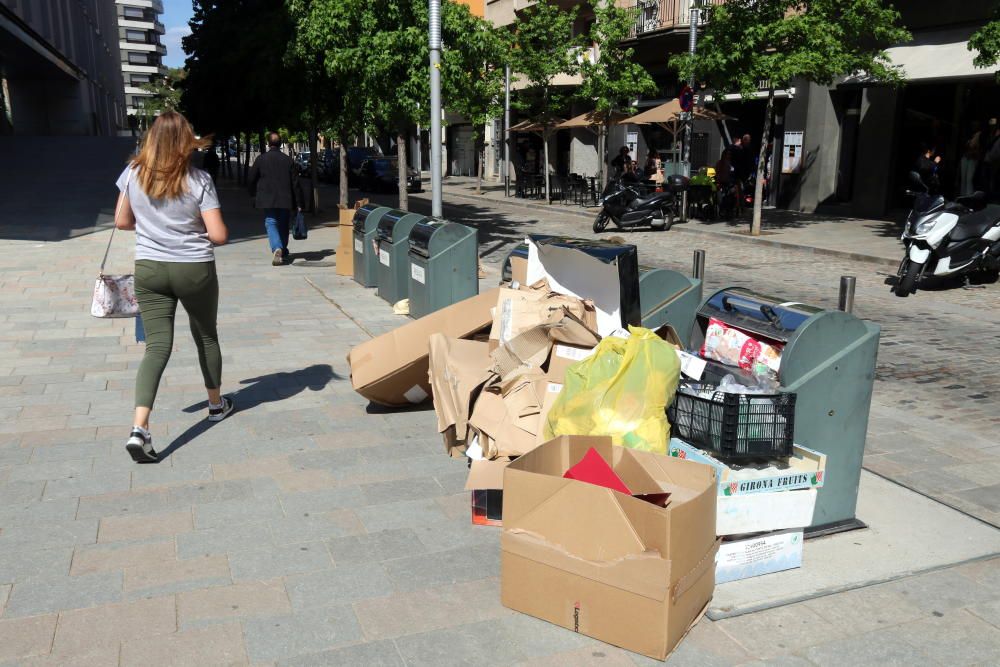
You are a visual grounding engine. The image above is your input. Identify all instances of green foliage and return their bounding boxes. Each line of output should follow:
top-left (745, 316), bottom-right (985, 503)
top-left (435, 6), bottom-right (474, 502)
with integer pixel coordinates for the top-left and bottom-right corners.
top-left (578, 2), bottom-right (656, 115)
top-left (441, 1), bottom-right (507, 135)
top-left (139, 67), bottom-right (185, 116)
top-left (182, 0), bottom-right (303, 135)
top-left (510, 0), bottom-right (582, 120)
top-left (969, 5), bottom-right (1000, 80)
top-left (670, 0), bottom-right (911, 98)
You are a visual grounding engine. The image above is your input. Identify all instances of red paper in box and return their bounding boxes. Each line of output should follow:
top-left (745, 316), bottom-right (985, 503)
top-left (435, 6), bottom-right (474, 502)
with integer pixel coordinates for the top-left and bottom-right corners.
top-left (563, 447), bottom-right (632, 495)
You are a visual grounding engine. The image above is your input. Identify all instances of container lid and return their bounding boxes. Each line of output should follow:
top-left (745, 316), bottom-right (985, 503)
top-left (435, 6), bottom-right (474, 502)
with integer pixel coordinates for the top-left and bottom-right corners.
top-left (698, 287), bottom-right (822, 342)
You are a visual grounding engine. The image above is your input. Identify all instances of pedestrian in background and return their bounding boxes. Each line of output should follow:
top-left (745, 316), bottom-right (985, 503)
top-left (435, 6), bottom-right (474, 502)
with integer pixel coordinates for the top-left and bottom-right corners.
top-left (610, 146), bottom-right (632, 178)
top-left (249, 132), bottom-right (303, 266)
top-left (960, 121), bottom-right (982, 196)
top-left (203, 142), bottom-right (220, 183)
top-left (113, 111), bottom-right (234, 463)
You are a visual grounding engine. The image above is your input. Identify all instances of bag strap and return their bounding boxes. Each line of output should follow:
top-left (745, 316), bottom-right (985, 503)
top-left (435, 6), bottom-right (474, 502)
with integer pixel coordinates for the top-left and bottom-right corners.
top-left (100, 166), bottom-right (134, 276)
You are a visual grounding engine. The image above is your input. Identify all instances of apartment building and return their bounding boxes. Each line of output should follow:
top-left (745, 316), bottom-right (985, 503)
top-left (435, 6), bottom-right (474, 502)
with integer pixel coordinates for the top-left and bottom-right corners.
top-left (115, 0), bottom-right (167, 122)
top-left (0, 0), bottom-right (125, 135)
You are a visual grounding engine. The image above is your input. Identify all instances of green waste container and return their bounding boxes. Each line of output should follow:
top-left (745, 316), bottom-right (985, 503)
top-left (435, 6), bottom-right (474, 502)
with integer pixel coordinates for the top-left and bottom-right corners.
top-left (352, 204), bottom-right (391, 288)
top-left (376, 210), bottom-right (427, 305)
top-left (407, 219), bottom-right (478, 318)
top-left (689, 287), bottom-right (881, 534)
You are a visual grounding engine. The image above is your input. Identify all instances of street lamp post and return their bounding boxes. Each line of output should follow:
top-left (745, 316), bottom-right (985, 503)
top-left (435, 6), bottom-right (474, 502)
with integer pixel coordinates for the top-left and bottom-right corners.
top-left (504, 65), bottom-right (511, 198)
top-left (429, 0), bottom-right (443, 218)
top-left (680, 2), bottom-right (700, 222)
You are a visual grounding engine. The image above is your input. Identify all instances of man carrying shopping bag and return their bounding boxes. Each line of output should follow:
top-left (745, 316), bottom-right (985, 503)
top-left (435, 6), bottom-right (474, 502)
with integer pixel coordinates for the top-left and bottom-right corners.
top-left (249, 131), bottom-right (303, 266)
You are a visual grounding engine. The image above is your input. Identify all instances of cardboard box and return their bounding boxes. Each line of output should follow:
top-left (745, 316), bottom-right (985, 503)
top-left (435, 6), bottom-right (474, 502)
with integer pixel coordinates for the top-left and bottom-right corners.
top-left (717, 488), bottom-right (817, 536)
top-left (428, 335), bottom-right (493, 453)
top-left (669, 439), bottom-right (827, 497)
top-left (716, 530), bottom-right (803, 584)
top-left (501, 435), bottom-right (719, 661)
top-left (347, 289), bottom-right (498, 406)
top-left (510, 256), bottom-right (528, 286)
top-left (336, 207), bottom-right (356, 276)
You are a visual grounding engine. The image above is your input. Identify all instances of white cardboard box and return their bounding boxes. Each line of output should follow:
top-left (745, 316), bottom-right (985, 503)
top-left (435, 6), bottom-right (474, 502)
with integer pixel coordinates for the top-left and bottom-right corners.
top-left (716, 530), bottom-right (804, 584)
top-left (717, 488), bottom-right (817, 535)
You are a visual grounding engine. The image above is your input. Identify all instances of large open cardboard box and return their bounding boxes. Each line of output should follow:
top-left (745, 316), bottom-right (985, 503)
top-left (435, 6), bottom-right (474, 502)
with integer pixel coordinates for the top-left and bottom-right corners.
top-left (501, 435), bottom-right (719, 660)
top-left (347, 289), bottom-right (498, 406)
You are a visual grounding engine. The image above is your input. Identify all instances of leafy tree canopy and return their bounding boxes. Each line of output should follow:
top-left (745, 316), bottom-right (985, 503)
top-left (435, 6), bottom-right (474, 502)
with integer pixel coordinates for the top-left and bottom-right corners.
top-left (969, 4), bottom-right (1000, 80)
top-left (578, 1), bottom-right (656, 116)
top-left (509, 0), bottom-right (582, 121)
top-left (670, 0), bottom-right (911, 98)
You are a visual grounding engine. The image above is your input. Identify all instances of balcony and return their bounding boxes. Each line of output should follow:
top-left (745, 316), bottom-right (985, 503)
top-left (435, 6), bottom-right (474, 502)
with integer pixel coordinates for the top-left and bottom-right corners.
top-left (620, 0), bottom-right (726, 38)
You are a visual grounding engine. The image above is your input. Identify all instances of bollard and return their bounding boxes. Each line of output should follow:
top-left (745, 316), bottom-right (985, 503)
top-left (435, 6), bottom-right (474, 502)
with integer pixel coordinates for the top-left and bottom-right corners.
top-left (838, 276), bottom-right (856, 313)
top-left (692, 249), bottom-right (706, 281)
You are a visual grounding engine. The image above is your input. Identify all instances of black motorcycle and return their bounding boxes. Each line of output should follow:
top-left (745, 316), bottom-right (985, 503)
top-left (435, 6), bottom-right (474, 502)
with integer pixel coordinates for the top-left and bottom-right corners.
top-left (593, 175), bottom-right (689, 233)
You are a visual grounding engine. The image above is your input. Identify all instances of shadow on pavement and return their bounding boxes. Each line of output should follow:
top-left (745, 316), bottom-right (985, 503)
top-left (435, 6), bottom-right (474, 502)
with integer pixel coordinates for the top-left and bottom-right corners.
top-left (156, 363), bottom-right (341, 460)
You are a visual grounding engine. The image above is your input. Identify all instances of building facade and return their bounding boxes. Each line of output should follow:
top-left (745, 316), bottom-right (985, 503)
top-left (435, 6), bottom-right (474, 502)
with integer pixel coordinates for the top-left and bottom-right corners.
top-left (114, 0), bottom-right (167, 122)
top-left (0, 0), bottom-right (125, 135)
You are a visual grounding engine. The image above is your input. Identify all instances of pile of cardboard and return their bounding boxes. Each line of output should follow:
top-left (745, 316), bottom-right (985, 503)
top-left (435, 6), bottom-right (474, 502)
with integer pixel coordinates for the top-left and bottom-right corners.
top-left (429, 282), bottom-right (602, 486)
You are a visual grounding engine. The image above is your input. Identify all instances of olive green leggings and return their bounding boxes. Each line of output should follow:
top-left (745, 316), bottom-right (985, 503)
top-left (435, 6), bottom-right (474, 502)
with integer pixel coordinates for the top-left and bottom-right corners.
top-left (134, 259), bottom-right (222, 408)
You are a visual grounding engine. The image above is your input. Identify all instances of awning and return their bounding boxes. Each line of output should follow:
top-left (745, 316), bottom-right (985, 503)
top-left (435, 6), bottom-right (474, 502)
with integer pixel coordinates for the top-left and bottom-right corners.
top-left (507, 117), bottom-right (566, 133)
top-left (849, 27), bottom-right (994, 84)
top-left (619, 98), bottom-right (732, 125)
top-left (557, 110), bottom-right (630, 129)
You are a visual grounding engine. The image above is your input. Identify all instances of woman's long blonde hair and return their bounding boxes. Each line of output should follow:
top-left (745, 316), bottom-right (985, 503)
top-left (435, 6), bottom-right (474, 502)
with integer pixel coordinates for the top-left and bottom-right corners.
top-left (131, 111), bottom-right (211, 200)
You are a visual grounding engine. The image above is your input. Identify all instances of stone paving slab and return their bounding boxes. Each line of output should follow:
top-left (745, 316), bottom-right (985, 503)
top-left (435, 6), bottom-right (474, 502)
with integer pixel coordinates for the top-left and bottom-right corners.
top-left (0, 178), bottom-right (996, 665)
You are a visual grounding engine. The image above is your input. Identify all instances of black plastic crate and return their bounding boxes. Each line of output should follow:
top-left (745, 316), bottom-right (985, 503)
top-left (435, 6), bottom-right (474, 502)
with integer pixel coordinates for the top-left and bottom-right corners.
top-left (668, 384), bottom-right (796, 460)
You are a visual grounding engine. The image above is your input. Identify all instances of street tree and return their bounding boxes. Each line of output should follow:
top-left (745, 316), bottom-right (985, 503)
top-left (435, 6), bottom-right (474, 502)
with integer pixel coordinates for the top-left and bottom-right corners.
top-left (969, 4), bottom-right (1000, 80)
top-left (138, 67), bottom-right (185, 129)
top-left (288, 0), bottom-right (371, 207)
top-left (510, 0), bottom-right (582, 203)
top-left (671, 0), bottom-right (909, 235)
top-left (441, 1), bottom-right (507, 195)
top-left (183, 0), bottom-right (301, 183)
top-left (578, 2), bottom-right (657, 187)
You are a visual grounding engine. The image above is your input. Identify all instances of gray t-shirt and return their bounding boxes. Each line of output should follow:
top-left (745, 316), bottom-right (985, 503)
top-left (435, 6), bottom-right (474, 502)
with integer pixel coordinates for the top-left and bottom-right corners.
top-left (116, 164), bottom-right (220, 262)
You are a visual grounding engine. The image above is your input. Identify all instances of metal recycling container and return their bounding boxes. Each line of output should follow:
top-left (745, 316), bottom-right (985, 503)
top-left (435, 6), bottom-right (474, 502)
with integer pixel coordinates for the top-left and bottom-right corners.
top-left (352, 204), bottom-right (392, 288)
top-left (688, 287), bottom-right (881, 534)
top-left (407, 219), bottom-right (478, 318)
top-left (375, 210), bottom-right (427, 305)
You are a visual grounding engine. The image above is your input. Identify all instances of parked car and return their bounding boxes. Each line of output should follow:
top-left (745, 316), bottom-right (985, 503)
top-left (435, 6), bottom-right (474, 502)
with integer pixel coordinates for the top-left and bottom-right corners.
top-left (321, 146), bottom-right (383, 184)
top-left (294, 151), bottom-right (312, 176)
top-left (359, 157), bottom-right (422, 193)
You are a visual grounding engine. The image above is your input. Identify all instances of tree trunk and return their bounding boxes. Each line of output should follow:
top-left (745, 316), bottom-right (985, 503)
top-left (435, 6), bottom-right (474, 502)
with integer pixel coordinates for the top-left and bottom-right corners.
top-left (338, 134), bottom-right (349, 208)
top-left (599, 121), bottom-right (609, 189)
top-left (543, 129), bottom-right (551, 204)
top-left (397, 130), bottom-right (409, 212)
top-left (309, 124), bottom-right (319, 213)
top-left (243, 133), bottom-right (251, 184)
top-left (236, 133), bottom-right (243, 185)
top-left (751, 88), bottom-right (775, 237)
top-left (475, 133), bottom-right (484, 195)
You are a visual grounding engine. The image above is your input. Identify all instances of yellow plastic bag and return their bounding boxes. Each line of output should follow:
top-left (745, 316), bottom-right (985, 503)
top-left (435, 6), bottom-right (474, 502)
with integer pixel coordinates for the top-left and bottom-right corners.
top-left (543, 326), bottom-right (680, 454)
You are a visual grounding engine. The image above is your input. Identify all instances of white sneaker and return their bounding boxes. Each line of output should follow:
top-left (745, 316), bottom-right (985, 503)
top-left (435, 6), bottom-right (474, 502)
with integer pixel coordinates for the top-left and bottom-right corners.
top-left (208, 396), bottom-right (236, 422)
top-left (125, 428), bottom-right (158, 463)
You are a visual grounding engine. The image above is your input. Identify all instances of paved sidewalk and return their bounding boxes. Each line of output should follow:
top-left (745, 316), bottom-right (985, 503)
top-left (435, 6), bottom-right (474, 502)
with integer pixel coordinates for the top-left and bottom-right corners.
top-left (434, 176), bottom-right (904, 266)
top-left (0, 179), bottom-right (997, 665)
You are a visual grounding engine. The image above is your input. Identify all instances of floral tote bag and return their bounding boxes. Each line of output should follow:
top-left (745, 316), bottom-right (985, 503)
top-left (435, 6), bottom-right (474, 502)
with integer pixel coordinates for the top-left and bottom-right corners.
top-left (91, 169), bottom-right (139, 318)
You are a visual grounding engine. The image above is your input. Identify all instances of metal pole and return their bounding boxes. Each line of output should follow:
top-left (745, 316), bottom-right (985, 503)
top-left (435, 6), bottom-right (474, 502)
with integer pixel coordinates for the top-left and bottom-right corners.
top-left (681, 5), bottom-right (699, 178)
top-left (838, 276), bottom-right (856, 313)
top-left (680, 4), bottom-right (699, 222)
top-left (504, 65), bottom-right (511, 198)
top-left (429, 0), bottom-right (443, 218)
top-left (692, 249), bottom-right (706, 281)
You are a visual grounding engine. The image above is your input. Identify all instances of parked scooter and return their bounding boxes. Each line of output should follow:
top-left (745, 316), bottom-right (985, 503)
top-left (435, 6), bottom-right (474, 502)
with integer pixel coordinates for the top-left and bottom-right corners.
top-left (892, 171), bottom-right (1000, 297)
top-left (593, 174), bottom-right (689, 233)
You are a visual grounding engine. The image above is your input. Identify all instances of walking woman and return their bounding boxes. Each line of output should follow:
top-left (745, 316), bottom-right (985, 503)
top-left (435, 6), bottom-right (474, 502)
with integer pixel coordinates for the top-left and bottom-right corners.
top-left (113, 111), bottom-right (234, 463)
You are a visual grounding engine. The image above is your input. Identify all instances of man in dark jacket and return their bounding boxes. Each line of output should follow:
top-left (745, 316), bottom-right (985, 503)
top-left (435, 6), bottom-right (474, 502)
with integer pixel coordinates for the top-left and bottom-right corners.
top-left (249, 132), bottom-right (303, 266)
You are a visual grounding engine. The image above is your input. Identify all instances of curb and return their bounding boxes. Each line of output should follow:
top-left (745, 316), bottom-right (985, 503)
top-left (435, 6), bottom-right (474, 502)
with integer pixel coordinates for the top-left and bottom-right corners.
top-left (432, 189), bottom-right (900, 271)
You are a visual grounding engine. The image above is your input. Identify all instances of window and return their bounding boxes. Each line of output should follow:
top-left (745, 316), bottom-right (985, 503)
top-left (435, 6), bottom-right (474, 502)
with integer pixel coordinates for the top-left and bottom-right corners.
top-left (125, 29), bottom-right (147, 43)
top-left (123, 7), bottom-right (145, 19)
top-left (131, 74), bottom-right (151, 86)
top-left (127, 52), bottom-right (149, 65)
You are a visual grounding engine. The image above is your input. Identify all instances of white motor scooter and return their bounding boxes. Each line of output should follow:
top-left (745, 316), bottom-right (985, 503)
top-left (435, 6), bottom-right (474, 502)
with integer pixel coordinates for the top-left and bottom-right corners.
top-left (892, 172), bottom-right (1000, 297)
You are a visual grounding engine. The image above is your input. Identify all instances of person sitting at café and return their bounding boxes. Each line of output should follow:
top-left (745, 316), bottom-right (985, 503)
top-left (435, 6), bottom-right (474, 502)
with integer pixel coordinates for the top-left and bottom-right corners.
top-left (621, 161), bottom-right (642, 184)
top-left (643, 153), bottom-right (659, 180)
top-left (611, 146), bottom-right (632, 177)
